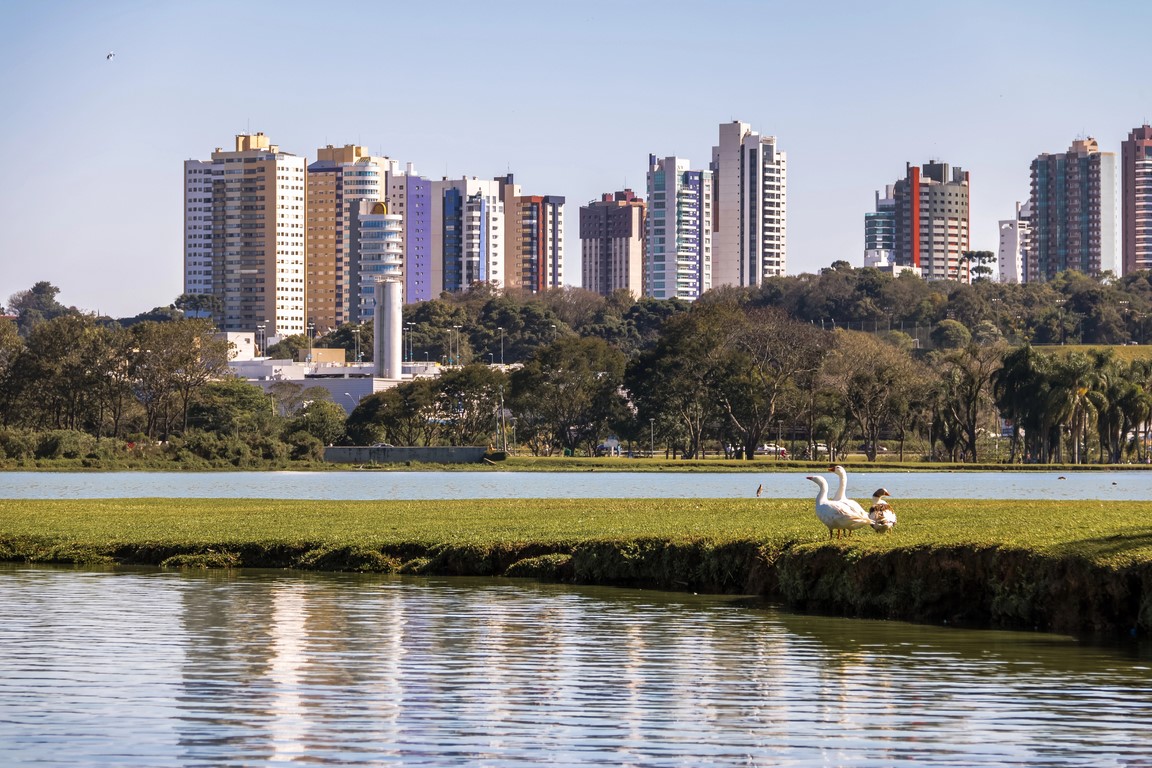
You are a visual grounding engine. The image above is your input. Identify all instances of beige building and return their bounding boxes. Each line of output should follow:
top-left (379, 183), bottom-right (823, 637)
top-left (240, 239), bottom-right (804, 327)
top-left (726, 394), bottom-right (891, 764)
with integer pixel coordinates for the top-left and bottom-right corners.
top-left (184, 133), bottom-right (307, 338)
top-left (306, 145), bottom-right (398, 333)
top-left (710, 121), bottom-right (787, 287)
top-left (580, 190), bottom-right (645, 297)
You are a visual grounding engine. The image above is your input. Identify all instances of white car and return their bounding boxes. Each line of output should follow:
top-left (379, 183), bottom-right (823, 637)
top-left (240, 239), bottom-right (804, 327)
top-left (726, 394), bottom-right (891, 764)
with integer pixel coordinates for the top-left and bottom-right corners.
top-left (758, 443), bottom-right (789, 457)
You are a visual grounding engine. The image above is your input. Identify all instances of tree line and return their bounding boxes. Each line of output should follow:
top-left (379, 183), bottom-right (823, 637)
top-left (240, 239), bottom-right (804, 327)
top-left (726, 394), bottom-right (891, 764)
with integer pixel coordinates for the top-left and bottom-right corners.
top-left (3, 267), bottom-right (1152, 465)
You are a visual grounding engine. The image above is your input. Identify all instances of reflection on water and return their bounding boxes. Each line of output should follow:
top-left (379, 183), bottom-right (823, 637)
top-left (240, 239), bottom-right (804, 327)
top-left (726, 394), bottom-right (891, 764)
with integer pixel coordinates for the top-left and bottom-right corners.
top-left (1, 565), bottom-right (1150, 767)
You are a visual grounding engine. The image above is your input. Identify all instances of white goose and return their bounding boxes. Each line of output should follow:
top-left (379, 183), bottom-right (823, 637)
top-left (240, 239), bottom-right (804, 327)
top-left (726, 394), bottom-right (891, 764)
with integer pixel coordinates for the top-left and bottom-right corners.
top-left (807, 475), bottom-right (874, 540)
top-left (828, 465), bottom-right (870, 518)
top-left (869, 488), bottom-right (897, 533)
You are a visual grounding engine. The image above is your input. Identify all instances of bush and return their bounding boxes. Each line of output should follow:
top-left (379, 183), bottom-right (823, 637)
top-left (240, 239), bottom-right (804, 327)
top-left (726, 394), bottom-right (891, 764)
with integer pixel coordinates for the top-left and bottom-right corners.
top-left (35, 430), bottom-right (96, 460)
top-left (286, 430), bottom-right (324, 461)
top-left (0, 428), bottom-right (37, 459)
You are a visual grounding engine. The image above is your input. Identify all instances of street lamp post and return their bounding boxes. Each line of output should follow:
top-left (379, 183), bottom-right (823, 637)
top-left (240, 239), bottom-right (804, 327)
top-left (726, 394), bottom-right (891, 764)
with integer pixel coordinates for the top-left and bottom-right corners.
top-left (649, 418), bottom-right (655, 459)
top-left (306, 320), bottom-right (315, 362)
top-left (497, 326), bottom-right (504, 366)
top-left (405, 322), bottom-right (414, 363)
top-left (351, 327), bottom-right (361, 363)
top-left (452, 325), bottom-right (462, 365)
top-left (256, 324), bottom-right (265, 357)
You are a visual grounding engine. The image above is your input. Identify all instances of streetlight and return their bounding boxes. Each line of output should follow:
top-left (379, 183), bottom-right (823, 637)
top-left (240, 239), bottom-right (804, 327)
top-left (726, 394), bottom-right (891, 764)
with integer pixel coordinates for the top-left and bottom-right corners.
top-left (351, 327), bottom-right (361, 363)
top-left (256, 323), bottom-right (265, 357)
top-left (452, 325), bottom-right (462, 365)
top-left (649, 418), bottom-right (655, 459)
top-left (405, 322), bottom-right (414, 363)
top-left (306, 320), bottom-right (315, 362)
top-left (488, 352), bottom-right (494, 365)
top-left (497, 326), bottom-right (504, 366)
top-left (343, 392), bottom-right (357, 413)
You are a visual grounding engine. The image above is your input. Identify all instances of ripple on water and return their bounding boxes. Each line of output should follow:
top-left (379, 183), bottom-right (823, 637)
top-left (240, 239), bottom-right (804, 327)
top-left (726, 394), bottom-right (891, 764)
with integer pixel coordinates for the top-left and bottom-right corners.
top-left (1, 567), bottom-right (1151, 767)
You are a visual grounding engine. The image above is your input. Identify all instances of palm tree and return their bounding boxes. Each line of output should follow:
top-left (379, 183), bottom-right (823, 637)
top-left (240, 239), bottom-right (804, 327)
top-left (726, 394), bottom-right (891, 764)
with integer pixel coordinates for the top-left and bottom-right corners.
top-left (993, 344), bottom-right (1047, 463)
top-left (1044, 352), bottom-right (1103, 464)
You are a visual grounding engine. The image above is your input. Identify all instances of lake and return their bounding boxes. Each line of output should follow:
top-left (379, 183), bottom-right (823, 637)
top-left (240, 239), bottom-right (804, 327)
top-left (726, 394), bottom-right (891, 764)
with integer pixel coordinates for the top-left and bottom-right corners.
top-left (2, 565), bottom-right (1149, 767)
top-left (1, 469), bottom-right (1149, 501)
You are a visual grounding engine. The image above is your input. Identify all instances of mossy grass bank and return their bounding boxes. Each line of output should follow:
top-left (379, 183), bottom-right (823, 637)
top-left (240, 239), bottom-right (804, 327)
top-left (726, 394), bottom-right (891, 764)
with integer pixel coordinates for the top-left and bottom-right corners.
top-left (3, 497), bottom-right (1151, 637)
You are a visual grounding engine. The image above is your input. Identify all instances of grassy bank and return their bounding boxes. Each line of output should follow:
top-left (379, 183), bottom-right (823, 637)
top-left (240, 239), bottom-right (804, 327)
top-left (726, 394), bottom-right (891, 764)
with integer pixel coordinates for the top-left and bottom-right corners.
top-left (3, 497), bottom-right (1151, 636)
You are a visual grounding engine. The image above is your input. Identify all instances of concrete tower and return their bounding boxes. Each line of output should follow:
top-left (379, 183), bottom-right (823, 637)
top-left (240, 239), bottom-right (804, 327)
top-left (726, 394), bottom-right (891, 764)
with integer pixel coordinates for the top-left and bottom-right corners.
top-left (373, 279), bottom-right (403, 380)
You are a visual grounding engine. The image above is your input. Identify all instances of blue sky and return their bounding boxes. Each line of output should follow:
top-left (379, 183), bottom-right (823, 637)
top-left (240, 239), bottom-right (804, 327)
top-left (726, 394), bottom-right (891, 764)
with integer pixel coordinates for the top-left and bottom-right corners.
top-left (1, 0), bottom-right (1148, 317)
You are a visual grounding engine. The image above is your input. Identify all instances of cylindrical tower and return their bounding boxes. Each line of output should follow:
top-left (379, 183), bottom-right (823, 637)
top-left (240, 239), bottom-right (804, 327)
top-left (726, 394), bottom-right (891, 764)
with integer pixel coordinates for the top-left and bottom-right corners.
top-left (373, 278), bottom-right (403, 379)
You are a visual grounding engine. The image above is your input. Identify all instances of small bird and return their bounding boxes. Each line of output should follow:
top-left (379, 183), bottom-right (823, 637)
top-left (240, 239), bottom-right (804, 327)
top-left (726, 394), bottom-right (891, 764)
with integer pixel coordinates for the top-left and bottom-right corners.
top-left (868, 488), bottom-right (897, 533)
top-left (807, 475), bottom-right (873, 540)
top-left (756, 483), bottom-right (763, 498)
top-left (106, 51), bottom-right (115, 61)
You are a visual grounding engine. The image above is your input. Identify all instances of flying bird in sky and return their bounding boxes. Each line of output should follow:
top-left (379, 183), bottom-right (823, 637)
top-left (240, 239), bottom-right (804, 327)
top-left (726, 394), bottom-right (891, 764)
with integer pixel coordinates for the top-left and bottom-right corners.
top-left (106, 52), bottom-right (115, 61)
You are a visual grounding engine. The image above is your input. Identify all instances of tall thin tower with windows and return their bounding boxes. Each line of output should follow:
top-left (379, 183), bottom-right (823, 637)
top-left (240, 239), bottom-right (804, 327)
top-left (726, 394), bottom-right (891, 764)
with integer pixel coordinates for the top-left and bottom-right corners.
top-left (646, 155), bottom-right (712, 300)
top-left (1027, 138), bottom-right (1116, 282)
top-left (1122, 125), bottom-right (1152, 274)
top-left (710, 121), bottom-right (787, 287)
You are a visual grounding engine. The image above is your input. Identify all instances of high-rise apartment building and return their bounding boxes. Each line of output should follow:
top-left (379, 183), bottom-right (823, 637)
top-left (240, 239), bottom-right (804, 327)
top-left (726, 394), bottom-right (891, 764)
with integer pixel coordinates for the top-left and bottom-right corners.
top-left (431, 177), bottom-right (505, 294)
top-left (646, 156), bottom-right (712, 300)
top-left (710, 121), bottom-right (787, 286)
top-left (1027, 138), bottom-right (1116, 282)
top-left (183, 132), bottom-right (307, 338)
top-left (580, 190), bottom-right (646, 298)
top-left (1122, 125), bottom-right (1152, 274)
top-left (348, 200), bottom-right (404, 328)
top-left (997, 201), bottom-right (1031, 284)
top-left (385, 166), bottom-right (433, 305)
top-left (306, 145), bottom-right (398, 333)
top-left (891, 161), bottom-right (970, 281)
top-left (863, 185), bottom-right (896, 269)
top-left (497, 175), bottom-right (565, 294)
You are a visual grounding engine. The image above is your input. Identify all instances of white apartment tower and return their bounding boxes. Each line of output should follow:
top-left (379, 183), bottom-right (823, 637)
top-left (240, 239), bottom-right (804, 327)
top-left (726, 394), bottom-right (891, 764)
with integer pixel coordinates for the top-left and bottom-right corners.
top-left (349, 201), bottom-right (404, 325)
top-left (998, 201), bottom-right (1031, 284)
top-left (646, 155), bottom-right (712, 300)
top-left (183, 133), bottom-right (307, 338)
top-left (710, 121), bottom-right (787, 287)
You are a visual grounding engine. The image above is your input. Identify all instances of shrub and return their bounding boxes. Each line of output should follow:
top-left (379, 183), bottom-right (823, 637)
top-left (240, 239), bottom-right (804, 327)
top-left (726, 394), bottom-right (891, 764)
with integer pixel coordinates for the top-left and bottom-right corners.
top-left (285, 430), bottom-right (324, 461)
top-left (35, 430), bottom-right (96, 460)
top-left (0, 428), bottom-right (37, 459)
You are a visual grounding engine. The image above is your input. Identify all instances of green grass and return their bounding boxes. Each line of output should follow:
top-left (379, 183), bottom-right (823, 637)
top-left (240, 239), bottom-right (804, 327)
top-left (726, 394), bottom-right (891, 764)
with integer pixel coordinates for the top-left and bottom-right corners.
top-left (4, 497), bottom-right (1151, 634)
top-left (2, 497), bottom-right (1151, 566)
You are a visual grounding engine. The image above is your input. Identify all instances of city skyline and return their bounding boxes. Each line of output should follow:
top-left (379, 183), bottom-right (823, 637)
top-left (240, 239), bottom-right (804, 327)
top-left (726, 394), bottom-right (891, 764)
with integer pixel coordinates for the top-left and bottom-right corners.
top-left (2, 0), bottom-right (1151, 318)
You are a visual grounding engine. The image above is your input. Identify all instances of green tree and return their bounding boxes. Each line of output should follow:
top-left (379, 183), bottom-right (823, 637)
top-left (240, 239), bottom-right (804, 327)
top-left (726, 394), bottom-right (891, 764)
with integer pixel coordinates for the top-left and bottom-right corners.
top-left (510, 336), bottom-right (628, 456)
top-left (131, 319), bottom-right (233, 438)
top-left (625, 309), bottom-right (725, 459)
top-left (266, 334), bottom-right (308, 361)
top-left (187, 379), bottom-right (279, 437)
top-left (822, 330), bottom-right (924, 461)
top-left (345, 378), bottom-right (442, 447)
top-left (930, 342), bottom-right (1005, 462)
top-left (931, 319), bottom-right (972, 349)
top-left (288, 399), bottom-right (347, 446)
top-left (715, 306), bottom-right (828, 460)
top-left (435, 364), bottom-right (509, 446)
top-left (7, 281), bottom-right (75, 336)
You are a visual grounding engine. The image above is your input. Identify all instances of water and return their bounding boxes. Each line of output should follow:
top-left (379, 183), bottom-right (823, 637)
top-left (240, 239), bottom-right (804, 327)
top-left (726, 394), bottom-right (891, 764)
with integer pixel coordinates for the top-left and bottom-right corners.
top-left (1, 469), bottom-right (1149, 501)
top-left (1, 565), bottom-right (1149, 767)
